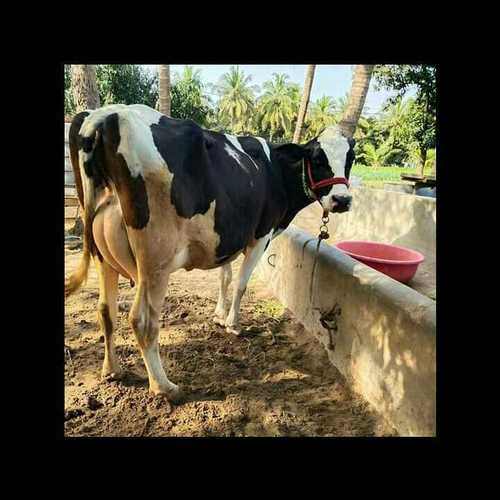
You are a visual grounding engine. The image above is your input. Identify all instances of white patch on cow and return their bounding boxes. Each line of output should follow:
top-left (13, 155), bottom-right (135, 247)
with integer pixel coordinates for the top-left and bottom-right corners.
top-left (116, 109), bottom-right (168, 177)
top-left (255, 137), bottom-right (271, 162)
top-left (128, 104), bottom-right (164, 127)
top-left (225, 230), bottom-right (273, 332)
top-left (142, 342), bottom-right (179, 394)
top-left (78, 104), bottom-right (172, 181)
top-left (224, 143), bottom-right (247, 171)
top-left (79, 104), bottom-right (129, 138)
top-left (224, 134), bottom-right (259, 170)
top-left (317, 126), bottom-right (351, 209)
top-left (214, 264), bottom-right (232, 321)
top-left (169, 247), bottom-right (190, 272)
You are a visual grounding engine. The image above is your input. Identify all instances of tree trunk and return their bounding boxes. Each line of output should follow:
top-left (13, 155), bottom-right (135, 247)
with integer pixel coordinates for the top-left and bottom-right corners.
top-left (338, 65), bottom-right (374, 139)
top-left (68, 65), bottom-right (100, 238)
top-left (418, 148), bottom-right (427, 177)
top-left (158, 65), bottom-right (171, 116)
top-left (70, 65), bottom-right (100, 113)
top-left (293, 64), bottom-right (316, 144)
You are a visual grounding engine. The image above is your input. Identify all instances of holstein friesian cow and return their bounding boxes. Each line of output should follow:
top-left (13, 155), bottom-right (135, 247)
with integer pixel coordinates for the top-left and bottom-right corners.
top-left (65, 104), bottom-right (355, 402)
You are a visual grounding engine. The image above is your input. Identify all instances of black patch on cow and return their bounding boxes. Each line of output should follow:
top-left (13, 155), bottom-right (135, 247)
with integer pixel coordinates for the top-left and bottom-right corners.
top-left (101, 113), bottom-right (150, 230)
top-left (81, 132), bottom-right (109, 193)
top-left (151, 116), bottom-right (214, 217)
top-left (237, 136), bottom-right (288, 240)
top-left (147, 116), bottom-right (353, 262)
top-left (79, 135), bottom-right (95, 153)
top-left (270, 142), bottom-right (315, 231)
top-left (68, 111), bottom-right (90, 208)
top-left (151, 118), bottom-right (272, 260)
top-left (345, 138), bottom-right (356, 180)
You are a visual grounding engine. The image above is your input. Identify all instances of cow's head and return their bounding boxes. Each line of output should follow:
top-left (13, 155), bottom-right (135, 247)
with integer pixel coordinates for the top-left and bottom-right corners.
top-left (304, 126), bottom-right (355, 214)
top-left (274, 126), bottom-right (355, 214)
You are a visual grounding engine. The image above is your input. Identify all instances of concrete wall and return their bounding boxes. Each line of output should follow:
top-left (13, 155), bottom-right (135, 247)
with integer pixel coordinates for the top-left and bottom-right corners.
top-left (293, 187), bottom-right (436, 299)
top-left (256, 226), bottom-right (436, 436)
top-left (294, 186), bottom-right (436, 256)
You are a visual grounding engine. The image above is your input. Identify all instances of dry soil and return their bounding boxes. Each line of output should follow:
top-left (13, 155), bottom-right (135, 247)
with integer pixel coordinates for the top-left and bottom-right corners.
top-left (64, 247), bottom-right (397, 437)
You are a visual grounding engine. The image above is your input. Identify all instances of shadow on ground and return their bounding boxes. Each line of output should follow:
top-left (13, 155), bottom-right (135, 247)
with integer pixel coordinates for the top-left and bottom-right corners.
top-left (64, 251), bottom-right (397, 437)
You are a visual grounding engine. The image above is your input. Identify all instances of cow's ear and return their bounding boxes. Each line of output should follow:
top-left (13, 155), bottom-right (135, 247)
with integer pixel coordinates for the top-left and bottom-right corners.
top-left (303, 137), bottom-right (321, 151)
top-left (274, 143), bottom-right (307, 164)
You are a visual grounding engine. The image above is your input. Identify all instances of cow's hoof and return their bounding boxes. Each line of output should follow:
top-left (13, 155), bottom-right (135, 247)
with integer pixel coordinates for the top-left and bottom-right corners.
top-left (150, 384), bottom-right (186, 405)
top-left (226, 325), bottom-right (242, 336)
top-left (213, 316), bottom-right (226, 327)
top-left (101, 366), bottom-right (124, 381)
top-left (168, 386), bottom-right (186, 404)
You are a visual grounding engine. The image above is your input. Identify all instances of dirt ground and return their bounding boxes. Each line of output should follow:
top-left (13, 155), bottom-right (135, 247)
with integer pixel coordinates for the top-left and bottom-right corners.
top-left (64, 245), bottom-right (397, 437)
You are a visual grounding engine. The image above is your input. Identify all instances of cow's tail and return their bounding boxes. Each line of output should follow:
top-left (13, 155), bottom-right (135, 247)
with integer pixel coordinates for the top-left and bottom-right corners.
top-left (65, 110), bottom-right (105, 298)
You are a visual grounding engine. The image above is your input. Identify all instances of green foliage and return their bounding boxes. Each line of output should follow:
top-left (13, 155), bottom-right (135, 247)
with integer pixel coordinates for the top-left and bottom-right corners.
top-left (357, 137), bottom-right (402, 168)
top-left (373, 64), bottom-right (436, 113)
top-left (425, 148), bottom-right (436, 171)
top-left (216, 66), bottom-right (257, 134)
top-left (254, 299), bottom-right (285, 319)
top-left (170, 66), bottom-right (211, 126)
top-left (351, 163), bottom-right (434, 188)
top-left (96, 65), bottom-right (158, 108)
top-left (63, 64), bottom-right (436, 176)
top-left (334, 93), bottom-right (349, 117)
top-left (373, 65), bottom-right (436, 165)
top-left (303, 95), bottom-right (338, 141)
top-left (64, 64), bottom-right (158, 117)
top-left (257, 73), bottom-right (297, 141)
top-left (64, 65), bottom-right (76, 116)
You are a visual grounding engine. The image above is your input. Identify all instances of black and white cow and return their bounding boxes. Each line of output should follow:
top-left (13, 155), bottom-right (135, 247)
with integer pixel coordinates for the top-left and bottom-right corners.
top-left (65, 104), bottom-right (355, 401)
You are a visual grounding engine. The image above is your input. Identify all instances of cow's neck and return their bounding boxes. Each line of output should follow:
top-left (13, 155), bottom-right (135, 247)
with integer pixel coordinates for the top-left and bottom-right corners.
top-left (274, 156), bottom-right (317, 229)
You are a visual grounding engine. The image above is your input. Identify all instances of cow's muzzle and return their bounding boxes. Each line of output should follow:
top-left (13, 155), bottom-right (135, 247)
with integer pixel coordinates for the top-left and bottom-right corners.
top-left (330, 195), bottom-right (352, 213)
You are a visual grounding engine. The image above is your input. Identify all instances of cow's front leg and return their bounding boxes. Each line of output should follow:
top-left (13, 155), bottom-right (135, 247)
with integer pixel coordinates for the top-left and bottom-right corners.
top-left (225, 232), bottom-right (272, 335)
top-left (213, 264), bottom-right (232, 326)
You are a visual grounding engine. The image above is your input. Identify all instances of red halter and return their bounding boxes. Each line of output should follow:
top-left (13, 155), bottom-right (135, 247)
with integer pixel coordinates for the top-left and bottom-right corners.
top-left (306, 159), bottom-right (350, 191)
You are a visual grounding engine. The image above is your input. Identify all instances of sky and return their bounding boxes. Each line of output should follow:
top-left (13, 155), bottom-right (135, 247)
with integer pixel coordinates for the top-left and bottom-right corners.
top-left (143, 64), bottom-right (416, 115)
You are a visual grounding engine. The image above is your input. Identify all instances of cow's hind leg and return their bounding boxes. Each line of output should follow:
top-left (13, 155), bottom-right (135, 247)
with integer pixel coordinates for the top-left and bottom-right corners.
top-left (225, 232), bottom-right (273, 335)
top-left (213, 263), bottom-right (232, 326)
top-left (95, 259), bottom-right (122, 380)
top-left (129, 272), bottom-right (183, 402)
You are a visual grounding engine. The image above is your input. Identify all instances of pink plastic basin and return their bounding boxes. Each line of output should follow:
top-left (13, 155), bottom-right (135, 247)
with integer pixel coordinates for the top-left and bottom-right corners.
top-left (335, 240), bottom-right (425, 283)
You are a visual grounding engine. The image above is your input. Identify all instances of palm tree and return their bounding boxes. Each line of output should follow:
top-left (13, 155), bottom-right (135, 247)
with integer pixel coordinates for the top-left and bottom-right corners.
top-left (352, 116), bottom-right (376, 147)
top-left (70, 65), bottom-right (100, 112)
top-left (293, 65), bottom-right (316, 144)
top-left (305, 95), bottom-right (337, 139)
top-left (338, 65), bottom-right (375, 138)
top-left (173, 65), bottom-right (203, 87)
top-left (158, 65), bottom-right (171, 116)
top-left (380, 97), bottom-right (412, 131)
top-left (357, 137), bottom-right (401, 168)
top-left (335, 93), bottom-right (349, 118)
top-left (217, 66), bottom-right (256, 134)
top-left (258, 73), bottom-right (296, 141)
top-left (287, 82), bottom-right (302, 114)
top-left (171, 65), bottom-right (211, 126)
